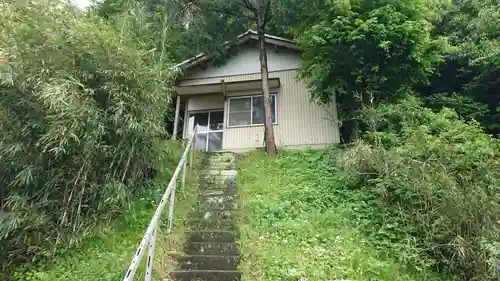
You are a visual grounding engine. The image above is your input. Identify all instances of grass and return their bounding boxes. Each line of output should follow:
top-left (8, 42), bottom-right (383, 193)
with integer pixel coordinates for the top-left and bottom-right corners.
top-left (12, 142), bottom-right (202, 281)
top-left (236, 149), bottom-right (453, 281)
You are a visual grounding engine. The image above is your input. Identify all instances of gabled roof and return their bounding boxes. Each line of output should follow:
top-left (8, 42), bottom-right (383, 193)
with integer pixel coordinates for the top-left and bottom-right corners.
top-left (173, 30), bottom-right (301, 75)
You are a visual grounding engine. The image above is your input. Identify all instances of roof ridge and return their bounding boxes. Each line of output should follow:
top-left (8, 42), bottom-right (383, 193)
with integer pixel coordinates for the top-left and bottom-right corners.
top-left (172, 30), bottom-right (298, 73)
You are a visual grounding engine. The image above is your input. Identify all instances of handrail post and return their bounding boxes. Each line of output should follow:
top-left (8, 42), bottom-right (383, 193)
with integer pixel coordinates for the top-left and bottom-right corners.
top-left (189, 140), bottom-right (194, 176)
top-left (121, 125), bottom-right (198, 281)
top-left (189, 126), bottom-right (197, 176)
top-left (182, 154), bottom-right (187, 191)
top-left (167, 181), bottom-right (177, 234)
top-left (144, 228), bottom-right (156, 281)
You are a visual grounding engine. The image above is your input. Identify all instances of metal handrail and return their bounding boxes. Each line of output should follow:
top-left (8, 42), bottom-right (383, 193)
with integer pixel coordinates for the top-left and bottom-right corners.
top-left (122, 125), bottom-right (198, 281)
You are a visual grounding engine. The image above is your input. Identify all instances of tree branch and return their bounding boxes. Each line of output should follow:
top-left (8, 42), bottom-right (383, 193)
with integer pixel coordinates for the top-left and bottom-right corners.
top-left (263, 0), bottom-right (271, 25)
top-left (171, 0), bottom-right (191, 14)
top-left (240, 0), bottom-right (258, 18)
top-left (189, 0), bottom-right (257, 21)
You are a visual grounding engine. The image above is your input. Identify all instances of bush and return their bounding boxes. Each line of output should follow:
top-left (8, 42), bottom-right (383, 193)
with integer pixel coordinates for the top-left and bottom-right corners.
top-left (342, 96), bottom-right (500, 280)
top-left (0, 1), bottom-right (175, 277)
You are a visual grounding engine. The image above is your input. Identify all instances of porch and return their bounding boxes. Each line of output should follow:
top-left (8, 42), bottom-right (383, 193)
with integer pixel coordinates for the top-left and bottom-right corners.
top-left (171, 77), bottom-right (281, 152)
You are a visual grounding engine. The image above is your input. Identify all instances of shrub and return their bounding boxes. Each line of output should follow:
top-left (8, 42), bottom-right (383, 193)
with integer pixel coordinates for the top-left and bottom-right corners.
top-left (341, 96), bottom-right (500, 280)
top-left (0, 1), bottom-right (175, 277)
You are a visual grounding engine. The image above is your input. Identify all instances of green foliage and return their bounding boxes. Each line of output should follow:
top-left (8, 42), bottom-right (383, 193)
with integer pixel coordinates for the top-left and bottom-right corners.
top-left (11, 142), bottom-right (202, 281)
top-left (266, 0), bottom-right (330, 37)
top-left (95, 0), bottom-right (255, 62)
top-left (0, 0), bottom-right (175, 277)
top-left (426, 92), bottom-right (490, 121)
top-left (298, 0), bottom-right (444, 105)
top-left (11, 193), bottom-right (158, 281)
top-left (94, 0), bottom-right (325, 64)
top-left (343, 96), bottom-right (500, 280)
top-left (297, 0), bottom-right (446, 141)
top-left (237, 150), bottom-right (452, 281)
top-left (426, 0), bottom-right (500, 135)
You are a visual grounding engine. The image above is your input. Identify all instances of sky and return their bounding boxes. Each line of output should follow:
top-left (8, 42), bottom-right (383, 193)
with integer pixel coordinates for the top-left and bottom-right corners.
top-left (73, 0), bottom-right (92, 9)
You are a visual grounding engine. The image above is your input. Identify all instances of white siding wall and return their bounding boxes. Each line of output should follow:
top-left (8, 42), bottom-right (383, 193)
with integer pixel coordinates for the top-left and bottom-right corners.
top-left (223, 70), bottom-right (339, 150)
top-left (181, 70), bottom-right (340, 150)
top-left (187, 94), bottom-right (224, 111)
top-left (186, 45), bottom-right (300, 80)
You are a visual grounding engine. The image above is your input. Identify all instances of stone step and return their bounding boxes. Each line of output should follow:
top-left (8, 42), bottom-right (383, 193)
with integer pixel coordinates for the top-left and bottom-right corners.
top-left (191, 210), bottom-right (239, 220)
top-left (200, 170), bottom-right (237, 176)
top-left (187, 231), bottom-right (238, 243)
top-left (201, 162), bottom-right (237, 170)
top-left (199, 176), bottom-right (236, 185)
top-left (185, 242), bottom-right (240, 255)
top-left (195, 200), bottom-right (238, 210)
top-left (199, 172), bottom-right (236, 177)
top-left (170, 270), bottom-right (241, 281)
top-left (199, 183), bottom-right (236, 191)
top-left (196, 195), bottom-right (237, 209)
top-left (204, 161), bottom-right (236, 167)
top-left (177, 255), bottom-right (240, 270)
top-left (204, 160), bottom-right (235, 164)
top-left (189, 219), bottom-right (238, 231)
top-left (200, 181), bottom-right (236, 187)
top-left (205, 153), bottom-right (236, 159)
top-left (198, 194), bottom-right (236, 203)
top-left (169, 153), bottom-right (241, 281)
top-left (199, 187), bottom-right (237, 197)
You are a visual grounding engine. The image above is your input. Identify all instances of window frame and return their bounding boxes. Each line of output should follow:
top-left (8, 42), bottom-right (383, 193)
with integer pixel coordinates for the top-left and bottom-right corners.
top-left (226, 93), bottom-right (278, 128)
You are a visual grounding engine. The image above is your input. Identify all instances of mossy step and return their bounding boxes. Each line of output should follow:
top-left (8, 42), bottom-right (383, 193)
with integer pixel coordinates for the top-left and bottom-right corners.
top-left (200, 170), bottom-right (237, 176)
top-left (204, 160), bottom-right (236, 165)
top-left (199, 182), bottom-right (236, 189)
top-left (185, 242), bottom-right (240, 255)
top-left (191, 210), bottom-right (240, 220)
top-left (203, 160), bottom-right (236, 166)
top-left (194, 200), bottom-right (238, 210)
top-left (177, 255), bottom-right (240, 270)
top-left (201, 181), bottom-right (236, 187)
top-left (170, 270), bottom-right (241, 281)
top-left (198, 187), bottom-right (237, 197)
top-left (187, 231), bottom-right (238, 243)
top-left (199, 176), bottom-right (237, 184)
top-left (202, 163), bottom-right (235, 168)
top-left (205, 153), bottom-right (236, 160)
top-left (189, 219), bottom-right (238, 231)
top-left (198, 195), bottom-right (236, 203)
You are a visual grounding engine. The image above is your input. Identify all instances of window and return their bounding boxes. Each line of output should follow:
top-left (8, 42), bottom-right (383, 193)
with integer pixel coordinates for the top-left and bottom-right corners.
top-left (228, 94), bottom-right (276, 127)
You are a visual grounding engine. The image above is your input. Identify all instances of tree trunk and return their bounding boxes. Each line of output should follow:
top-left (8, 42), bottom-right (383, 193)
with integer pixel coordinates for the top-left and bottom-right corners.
top-left (256, 0), bottom-right (277, 156)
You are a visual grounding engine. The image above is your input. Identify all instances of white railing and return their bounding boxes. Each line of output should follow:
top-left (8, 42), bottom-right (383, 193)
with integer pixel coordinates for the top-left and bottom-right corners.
top-left (122, 125), bottom-right (198, 281)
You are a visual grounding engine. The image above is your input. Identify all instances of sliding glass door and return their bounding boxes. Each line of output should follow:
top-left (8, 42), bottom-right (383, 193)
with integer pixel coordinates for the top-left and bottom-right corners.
top-left (189, 110), bottom-right (223, 152)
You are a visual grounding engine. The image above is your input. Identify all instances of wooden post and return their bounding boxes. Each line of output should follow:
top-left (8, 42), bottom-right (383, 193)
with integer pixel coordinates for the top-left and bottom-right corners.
top-left (172, 95), bottom-right (181, 140)
top-left (221, 79), bottom-right (227, 99)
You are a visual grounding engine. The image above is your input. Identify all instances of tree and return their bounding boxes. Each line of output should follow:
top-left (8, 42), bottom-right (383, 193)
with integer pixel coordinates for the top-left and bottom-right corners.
top-left (255, 0), bottom-right (278, 156)
top-left (95, 0), bottom-right (190, 62)
top-left (297, 0), bottom-right (445, 141)
top-left (424, 0), bottom-right (500, 136)
top-left (185, 0), bottom-right (278, 156)
top-left (0, 0), bottom-right (174, 275)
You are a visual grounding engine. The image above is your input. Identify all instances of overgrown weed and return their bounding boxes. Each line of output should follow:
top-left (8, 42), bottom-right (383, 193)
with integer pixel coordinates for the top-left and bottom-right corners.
top-left (237, 149), bottom-right (452, 281)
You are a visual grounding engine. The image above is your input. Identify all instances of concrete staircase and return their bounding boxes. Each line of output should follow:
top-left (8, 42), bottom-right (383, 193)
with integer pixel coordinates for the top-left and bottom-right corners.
top-left (170, 153), bottom-right (241, 281)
